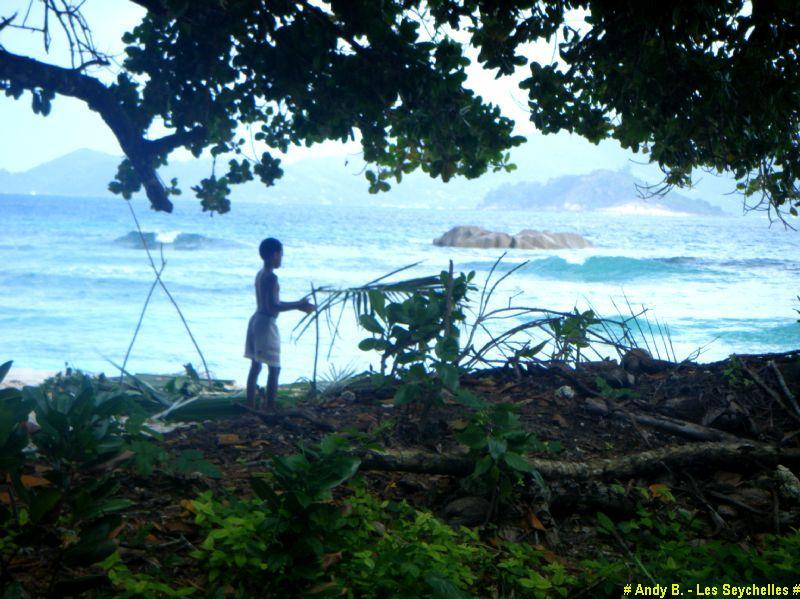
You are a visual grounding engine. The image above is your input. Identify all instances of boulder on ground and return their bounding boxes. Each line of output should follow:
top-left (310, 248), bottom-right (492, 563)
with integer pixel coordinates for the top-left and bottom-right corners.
top-left (621, 348), bottom-right (672, 375)
top-left (433, 226), bottom-right (592, 249)
top-left (443, 496), bottom-right (491, 526)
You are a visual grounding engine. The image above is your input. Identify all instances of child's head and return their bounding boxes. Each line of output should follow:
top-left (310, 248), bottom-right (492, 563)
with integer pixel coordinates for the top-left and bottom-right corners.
top-left (259, 237), bottom-right (283, 268)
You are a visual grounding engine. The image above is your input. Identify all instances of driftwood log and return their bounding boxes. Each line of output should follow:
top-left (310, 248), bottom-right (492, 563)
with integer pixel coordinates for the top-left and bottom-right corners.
top-left (356, 443), bottom-right (800, 482)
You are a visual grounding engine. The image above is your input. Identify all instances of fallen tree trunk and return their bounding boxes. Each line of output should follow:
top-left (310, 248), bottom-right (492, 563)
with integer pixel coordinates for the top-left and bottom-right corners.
top-left (583, 397), bottom-right (747, 443)
top-left (356, 443), bottom-right (800, 482)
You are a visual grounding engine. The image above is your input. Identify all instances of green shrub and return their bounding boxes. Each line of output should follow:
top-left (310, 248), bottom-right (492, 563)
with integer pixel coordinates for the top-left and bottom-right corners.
top-left (357, 269), bottom-right (477, 415)
top-left (0, 367), bottom-right (187, 589)
top-left (337, 488), bottom-right (480, 598)
top-left (488, 541), bottom-right (578, 598)
top-left (456, 402), bottom-right (559, 514)
top-left (100, 551), bottom-right (195, 598)
top-left (192, 435), bottom-right (361, 595)
top-left (587, 497), bottom-right (800, 590)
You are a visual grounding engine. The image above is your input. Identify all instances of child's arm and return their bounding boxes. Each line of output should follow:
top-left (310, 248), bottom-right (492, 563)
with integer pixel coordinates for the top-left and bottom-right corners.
top-left (264, 274), bottom-right (315, 314)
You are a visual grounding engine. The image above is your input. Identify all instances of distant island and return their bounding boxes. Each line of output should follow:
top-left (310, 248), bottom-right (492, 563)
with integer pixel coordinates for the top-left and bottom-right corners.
top-left (1, 148), bottom-right (735, 213)
top-left (0, 148), bottom-right (503, 209)
top-left (479, 169), bottom-right (725, 216)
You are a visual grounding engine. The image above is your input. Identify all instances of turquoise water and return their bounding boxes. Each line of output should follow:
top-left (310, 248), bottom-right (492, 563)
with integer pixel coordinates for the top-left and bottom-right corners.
top-left (1, 194), bottom-right (798, 384)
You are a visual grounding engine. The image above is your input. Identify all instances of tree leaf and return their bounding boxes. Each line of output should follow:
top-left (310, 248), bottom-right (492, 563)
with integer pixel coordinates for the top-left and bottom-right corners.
top-left (503, 451), bottom-right (533, 472)
top-left (250, 477), bottom-right (281, 509)
top-left (454, 390), bottom-right (485, 410)
top-left (424, 573), bottom-right (466, 599)
top-left (358, 314), bottom-right (384, 335)
top-left (437, 363), bottom-right (460, 392)
top-left (456, 427), bottom-right (487, 450)
top-left (367, 290), bottom-right (386, 318)
top-left (29, 488), bottom-right (62, 523)
top-left (0, 360), bottom-right (12, 384)
top-left (488, 437), bottom-right (507, 460)
top-left (597, 511), bottom-right (616, 532)
top-left (358, 338), bottom-right (389, 352)
top-left (472, 455), bottom-right (492, 477)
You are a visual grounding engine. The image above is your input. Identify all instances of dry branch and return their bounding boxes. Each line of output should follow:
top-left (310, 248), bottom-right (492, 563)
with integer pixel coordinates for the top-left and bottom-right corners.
top-left (768, 360), bottom-right (800, 420)
top-left (740, 358), bottom-right (800, 425)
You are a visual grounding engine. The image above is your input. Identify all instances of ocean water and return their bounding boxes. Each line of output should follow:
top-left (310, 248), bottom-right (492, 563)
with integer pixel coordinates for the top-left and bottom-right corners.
top-left (1, 194), bottom-right (798, 385)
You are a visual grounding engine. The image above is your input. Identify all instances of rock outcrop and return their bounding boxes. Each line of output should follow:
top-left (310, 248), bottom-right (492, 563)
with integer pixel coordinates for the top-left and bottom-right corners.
top-left (513, 229), bottom-right (593, 249)
top-left (433, 226), bottom-right (592, 250)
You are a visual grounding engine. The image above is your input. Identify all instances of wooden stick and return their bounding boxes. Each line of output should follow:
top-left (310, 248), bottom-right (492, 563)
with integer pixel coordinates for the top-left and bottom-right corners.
top-left (311, 284), bottom-right (320, 397)
top-left (739, 358), bottom-right (800, 425)
top-left (127, 202), bottom-right (212, 383)
top-left (120, 260), bottom-right (166, 384)
top-left (768, 360), bottom-right (800, 419)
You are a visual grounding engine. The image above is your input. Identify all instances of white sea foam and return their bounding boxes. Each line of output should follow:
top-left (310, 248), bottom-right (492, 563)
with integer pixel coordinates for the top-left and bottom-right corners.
top-left (155, 230), bottom-right (181, 243)
top-left (600, 202), bottom-right (693, 217)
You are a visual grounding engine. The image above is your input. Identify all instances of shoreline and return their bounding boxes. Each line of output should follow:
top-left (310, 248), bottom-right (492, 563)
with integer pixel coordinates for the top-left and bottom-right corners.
top-left (4, 348), bottom-right (800, 391)
top-left (0, 366), bottom-right (56, 389)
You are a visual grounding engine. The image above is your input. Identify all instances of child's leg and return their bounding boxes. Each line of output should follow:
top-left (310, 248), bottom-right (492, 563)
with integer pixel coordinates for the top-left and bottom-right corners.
top-left (266, 366), bottom-right (280, 409)
top-left (246, 360), bottom-right (262, 408)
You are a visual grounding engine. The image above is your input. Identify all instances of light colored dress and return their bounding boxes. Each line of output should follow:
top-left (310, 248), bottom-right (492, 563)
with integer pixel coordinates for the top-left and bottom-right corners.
top-left (244, 269), bottom-right (280, 367)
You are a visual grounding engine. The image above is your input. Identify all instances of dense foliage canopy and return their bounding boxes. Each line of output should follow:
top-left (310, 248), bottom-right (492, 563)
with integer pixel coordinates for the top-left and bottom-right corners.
top-left (1, 1), bottom-right (798, 219)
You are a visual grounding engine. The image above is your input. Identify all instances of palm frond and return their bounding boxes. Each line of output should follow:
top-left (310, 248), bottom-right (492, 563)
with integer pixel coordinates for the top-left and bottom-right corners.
top-left (293, 262), bottom-right (445, 344)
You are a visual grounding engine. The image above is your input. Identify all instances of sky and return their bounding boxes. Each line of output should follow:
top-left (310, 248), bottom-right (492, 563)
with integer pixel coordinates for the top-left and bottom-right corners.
top-left (0, 0), bottom-right (580, 173)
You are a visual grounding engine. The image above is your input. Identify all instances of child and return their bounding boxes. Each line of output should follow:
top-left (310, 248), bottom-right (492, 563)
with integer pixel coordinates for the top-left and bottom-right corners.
top-left (245, 237), bottom-right (315, 409)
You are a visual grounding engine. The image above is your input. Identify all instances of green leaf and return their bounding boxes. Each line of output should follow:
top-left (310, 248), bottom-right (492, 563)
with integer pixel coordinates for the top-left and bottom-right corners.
top-left (171, 450), bottom-right (221, 479)
top-left (518, 572), bottom-right (552, 590)
top-left (456, 427), bottom-right (487, 450)
top-left (503, 451), bottom-right (533, 472)
top-left (358, 338), bottom-right (389, 352)
top-left (359, 314), bottom-right (384, 335)
top-left (436, 363), bottom-right (460, 392)
top-left (435, 337), bottom-right (459, 362)
top-left (394, 384), bottom-right (419, 406)
top-left (488, 437), bottom-right (507, 460)
top-left (489, 405), bottom-right (515, 428)
top-left (315, 456), bottom-right (361, 491)
top-left (424, 572), bottom-right (466, 599)
top-left (597, 511), bottom-right (616, 532)
top-left (64, 538), bottom-right (117, 567)
top-left (454, 390), bottom-right (485, 410)
top-left (250, 477), bottom-right (280, 508)
top-left (0, 360), bottom-right (12, 384)
top-left (518, 339), bottom-right (548, 358)
top-left (368, 290), bottom-right (386, 317)
top-left (29, 488), bottom-right (62, 524)
top-left (0, 394), bottom-right (32, 446)
top-left (472, 455), bottom-right (492, 477)
top-left (129, 439), bottom-right (166, 476)
top-left (82, 498), bottom-right (134, 521)
top-left (319, 434), bottom-right (348, 455)
top-left (164, 396), bottom-right (242, 421)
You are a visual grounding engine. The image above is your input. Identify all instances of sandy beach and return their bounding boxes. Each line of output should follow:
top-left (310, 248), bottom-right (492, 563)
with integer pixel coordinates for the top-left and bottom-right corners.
top-left (0, 365), bottom-right (55, 389)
